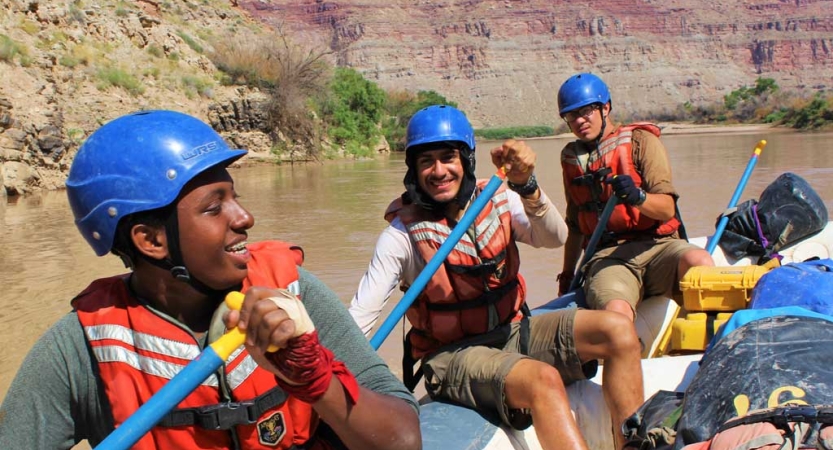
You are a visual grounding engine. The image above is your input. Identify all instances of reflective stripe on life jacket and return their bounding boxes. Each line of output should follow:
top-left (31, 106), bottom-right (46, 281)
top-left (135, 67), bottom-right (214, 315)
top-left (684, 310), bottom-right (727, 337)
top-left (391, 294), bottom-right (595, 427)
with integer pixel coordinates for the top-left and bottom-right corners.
top-left (562, 123), bottom-right (680, 242)
top-left (385, 181), bottom-right (526, 359)
top-left (73, 240), bottom-right (317, 450)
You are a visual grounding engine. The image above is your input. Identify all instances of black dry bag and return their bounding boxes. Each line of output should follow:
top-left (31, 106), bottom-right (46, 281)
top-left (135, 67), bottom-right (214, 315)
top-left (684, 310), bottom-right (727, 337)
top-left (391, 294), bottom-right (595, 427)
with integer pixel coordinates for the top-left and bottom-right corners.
top-left (717, 172), bottom-right (828, 262)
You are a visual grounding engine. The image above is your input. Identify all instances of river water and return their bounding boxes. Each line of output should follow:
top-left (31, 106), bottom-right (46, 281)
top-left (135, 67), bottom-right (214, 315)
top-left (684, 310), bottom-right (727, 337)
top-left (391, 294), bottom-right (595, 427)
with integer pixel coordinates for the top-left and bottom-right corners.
top-left (2, 128), bottom-right (833, 407)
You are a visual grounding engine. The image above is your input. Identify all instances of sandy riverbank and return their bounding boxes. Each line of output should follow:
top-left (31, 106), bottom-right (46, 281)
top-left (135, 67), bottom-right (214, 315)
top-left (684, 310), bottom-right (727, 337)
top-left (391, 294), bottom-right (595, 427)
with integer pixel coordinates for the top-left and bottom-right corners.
top-left (546, 122), bottom-right (788, 139)
top-left (656, 122), bottom-right (788, 135)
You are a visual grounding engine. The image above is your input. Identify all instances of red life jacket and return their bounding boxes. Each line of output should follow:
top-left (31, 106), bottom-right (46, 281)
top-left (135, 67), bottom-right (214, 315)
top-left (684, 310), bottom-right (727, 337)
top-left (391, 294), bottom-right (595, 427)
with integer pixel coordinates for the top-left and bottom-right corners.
top-left (561, 123), bottom-right (680, 242)
top-left (385, 181), bottom-right (526, 359)
top-left (73, 241), bottom-right (319, 450)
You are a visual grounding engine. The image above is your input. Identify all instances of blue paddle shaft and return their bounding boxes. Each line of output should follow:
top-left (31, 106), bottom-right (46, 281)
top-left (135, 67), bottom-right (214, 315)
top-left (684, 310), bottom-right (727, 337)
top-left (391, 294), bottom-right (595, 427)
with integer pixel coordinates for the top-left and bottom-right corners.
top-left (705, 144), bottom-right (764, 254)
top-left (94, 348), bottom-right (225, 450)
top-left (370, 173), bottom-right (505, 350)
top-left (569, 195), bottom-right (618, 292)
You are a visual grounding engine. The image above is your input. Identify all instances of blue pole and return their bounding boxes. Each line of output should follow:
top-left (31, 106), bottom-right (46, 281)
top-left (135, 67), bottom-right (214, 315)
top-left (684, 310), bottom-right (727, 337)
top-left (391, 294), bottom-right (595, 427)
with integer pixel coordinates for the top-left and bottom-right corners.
top-left (705, 140), bottom-right (767, 255)
top-left (569, 195), bottom-right (618, 292)
top-left (370, 171), bottom-right (506, 350)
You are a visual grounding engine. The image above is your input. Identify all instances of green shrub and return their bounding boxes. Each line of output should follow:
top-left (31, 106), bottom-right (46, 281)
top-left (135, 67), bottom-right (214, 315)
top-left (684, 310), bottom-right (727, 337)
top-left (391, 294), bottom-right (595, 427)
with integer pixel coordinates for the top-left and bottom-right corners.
top-left (147, 45), bottom-right (163, 58)
top-left (20, 19), bottom-right (40, 35)
top-left (96, 67), bottom-right (145, 96)
top-left (782, 95), bottom-right (831, 129)
top-left (476, 126), bottom-right (555, 140)
top-left (176, 31), bottom-right (203, 54)
top-left (382, 90), bottom-right (457, 151)
top-left (68, 4), bottom-right (87, 25)
top-left (181, 75), bottom-right (213, 98)
top-left (0, 34), bottom-right (22, 63)
top-left (59, 55), bottom-right (81, 68)
top-left (66, 128), bottom-right (85, 145)
top-left (724, 78), bottom-right (779, 111)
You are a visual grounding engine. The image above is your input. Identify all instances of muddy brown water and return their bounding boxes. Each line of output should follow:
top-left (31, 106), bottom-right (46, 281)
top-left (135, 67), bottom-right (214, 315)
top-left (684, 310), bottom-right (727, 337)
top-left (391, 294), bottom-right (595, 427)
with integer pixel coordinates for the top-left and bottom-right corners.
top-left (2, 129), bottom-right (832, 449)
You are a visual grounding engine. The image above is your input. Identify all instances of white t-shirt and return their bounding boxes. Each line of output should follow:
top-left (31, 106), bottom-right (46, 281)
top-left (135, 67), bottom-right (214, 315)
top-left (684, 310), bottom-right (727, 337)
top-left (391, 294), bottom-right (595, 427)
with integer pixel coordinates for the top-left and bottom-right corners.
top-left (348, 187), bottom-right (568, 336)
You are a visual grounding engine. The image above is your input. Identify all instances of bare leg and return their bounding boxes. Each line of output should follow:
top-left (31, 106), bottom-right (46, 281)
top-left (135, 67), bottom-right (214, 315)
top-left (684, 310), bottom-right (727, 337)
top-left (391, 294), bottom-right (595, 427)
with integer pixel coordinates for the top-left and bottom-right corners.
top-left (504, 359), bottom-right (590, 450)
top-left (573, 309), bottom-right (644, 450)
top-left (603, 299), bottom-right (635, 322)
top-left (678, 248), bottom-right (714, 280)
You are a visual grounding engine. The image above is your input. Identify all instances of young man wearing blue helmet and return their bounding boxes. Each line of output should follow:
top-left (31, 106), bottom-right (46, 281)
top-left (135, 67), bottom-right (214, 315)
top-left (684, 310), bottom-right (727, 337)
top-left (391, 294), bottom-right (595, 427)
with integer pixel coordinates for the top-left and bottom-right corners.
top-left (349, 105), bottom-right (644, 449)
top-left (556, 73), bottom-right (714, 322)
top-left (0, 110), bottom-right (420, 450)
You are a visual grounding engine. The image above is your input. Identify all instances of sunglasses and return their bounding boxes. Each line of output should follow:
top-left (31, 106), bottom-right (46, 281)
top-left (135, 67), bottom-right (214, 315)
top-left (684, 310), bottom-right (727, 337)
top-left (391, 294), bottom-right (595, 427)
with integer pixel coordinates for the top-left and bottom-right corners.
top-left (562, 104), bottom-right (599, 122)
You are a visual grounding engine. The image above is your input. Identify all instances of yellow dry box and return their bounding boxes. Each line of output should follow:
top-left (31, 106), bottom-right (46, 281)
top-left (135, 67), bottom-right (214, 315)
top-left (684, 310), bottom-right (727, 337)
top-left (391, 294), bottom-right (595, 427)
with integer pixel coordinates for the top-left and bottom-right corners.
top-left (679, 265), bottom-right (771, 312)
top-left (671, 312), bottom-right (734, 352)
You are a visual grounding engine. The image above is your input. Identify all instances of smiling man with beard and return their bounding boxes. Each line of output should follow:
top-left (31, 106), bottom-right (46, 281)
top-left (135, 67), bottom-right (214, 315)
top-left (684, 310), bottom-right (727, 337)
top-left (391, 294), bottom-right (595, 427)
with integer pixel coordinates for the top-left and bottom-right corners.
top-left (349, 104), bottom-right (645, 449)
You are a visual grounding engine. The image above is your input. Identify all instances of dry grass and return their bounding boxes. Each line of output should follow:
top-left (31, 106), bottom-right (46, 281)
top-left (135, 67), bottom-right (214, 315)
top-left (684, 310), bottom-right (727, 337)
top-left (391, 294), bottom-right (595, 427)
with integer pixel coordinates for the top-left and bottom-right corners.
top-left (208, 28), bottom-right (333, 153)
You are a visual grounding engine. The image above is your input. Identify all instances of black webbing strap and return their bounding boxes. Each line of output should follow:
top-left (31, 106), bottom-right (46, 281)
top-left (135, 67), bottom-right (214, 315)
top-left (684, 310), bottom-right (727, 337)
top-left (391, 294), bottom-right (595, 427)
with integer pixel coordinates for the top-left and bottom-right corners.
top-left (717, 404), bottom-right (833, 434)
top-left (518, 303), bottom-right (531, 356)
top-left (425, 279), bottom-right (520, 312)
top-left (157, 386), bottom-right (288, 430)
top-left (445, 249), bottom-right (507, 278)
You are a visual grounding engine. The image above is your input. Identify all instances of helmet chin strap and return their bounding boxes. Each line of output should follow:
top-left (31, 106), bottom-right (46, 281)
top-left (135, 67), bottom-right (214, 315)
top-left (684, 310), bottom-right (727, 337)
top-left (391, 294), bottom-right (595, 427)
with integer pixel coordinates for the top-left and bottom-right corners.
top-left (593, 111), bottom-right (608, 153)
top-left (157, 208), bottom-right (225, 296)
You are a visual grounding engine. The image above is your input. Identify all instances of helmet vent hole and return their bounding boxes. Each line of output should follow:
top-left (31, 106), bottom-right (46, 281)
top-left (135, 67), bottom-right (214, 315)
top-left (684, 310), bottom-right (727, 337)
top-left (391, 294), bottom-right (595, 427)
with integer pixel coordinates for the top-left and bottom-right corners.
top-left (107, 206), bottom-right (117, 217)
top-left (166, 169), bottom-right (177, 180)
top-left (92, 231), bottom-right (101, 240)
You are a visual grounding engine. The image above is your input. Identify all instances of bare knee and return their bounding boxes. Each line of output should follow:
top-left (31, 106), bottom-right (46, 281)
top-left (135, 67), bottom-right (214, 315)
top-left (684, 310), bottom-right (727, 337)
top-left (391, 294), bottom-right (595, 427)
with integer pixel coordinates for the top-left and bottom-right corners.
top-left (506, 361), bottom-right (567, 409)
top-left (524, 363), bottom-right (567, 396)
top-left (679, 249), bottom-right (715, 278)
top-left (604, 299), bottom-right (635, 322)
top-left (594, 312), bottom-right (641, 358)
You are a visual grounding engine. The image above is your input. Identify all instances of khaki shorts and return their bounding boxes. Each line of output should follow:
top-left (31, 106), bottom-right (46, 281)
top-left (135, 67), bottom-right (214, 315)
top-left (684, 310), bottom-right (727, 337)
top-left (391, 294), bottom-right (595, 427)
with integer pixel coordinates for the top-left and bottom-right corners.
top-left (584, 237), bottom-right (699, 311)
top-left (421, 308), bottom-right (598, 429)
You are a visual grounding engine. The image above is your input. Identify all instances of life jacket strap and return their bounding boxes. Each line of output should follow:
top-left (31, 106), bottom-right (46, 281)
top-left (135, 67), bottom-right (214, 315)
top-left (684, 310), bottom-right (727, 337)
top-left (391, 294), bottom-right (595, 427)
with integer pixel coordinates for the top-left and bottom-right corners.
top-left (445, 249), bottom-right (507, 278)
top-left (157, 386), bottom-right (288, 430)
top-left (424, 279), bottom-right (520, 312)
top-left (402, 334), bottom-right (424, 393)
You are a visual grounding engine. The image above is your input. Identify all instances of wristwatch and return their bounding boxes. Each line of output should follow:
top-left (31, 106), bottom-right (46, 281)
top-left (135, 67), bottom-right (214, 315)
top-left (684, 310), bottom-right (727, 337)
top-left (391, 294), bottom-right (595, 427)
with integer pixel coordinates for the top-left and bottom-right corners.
top-left (507, 173), bottom-right (539, 197)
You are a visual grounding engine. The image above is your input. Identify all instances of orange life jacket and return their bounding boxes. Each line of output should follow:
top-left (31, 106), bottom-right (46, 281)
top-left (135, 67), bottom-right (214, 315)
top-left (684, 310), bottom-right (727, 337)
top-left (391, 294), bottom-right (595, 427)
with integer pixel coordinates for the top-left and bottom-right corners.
top-left (561, 123), bottom-right (680, 242)
top-left (385, 181), bottom-right (526, 359)
top-left (73, 241), bottom-right (320, 450)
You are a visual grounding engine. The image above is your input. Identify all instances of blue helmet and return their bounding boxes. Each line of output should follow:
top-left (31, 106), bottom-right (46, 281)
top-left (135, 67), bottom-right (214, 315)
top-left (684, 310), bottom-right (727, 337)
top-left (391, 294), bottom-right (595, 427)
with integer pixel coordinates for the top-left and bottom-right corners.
top-left (66, 110), bottom-right (247, 256)
top-left (403, 105), bottom-right (477, 211)
top-left (557, 73), bottom-right (612, 116)
top-left (405, 105), bottom-right (475, 154)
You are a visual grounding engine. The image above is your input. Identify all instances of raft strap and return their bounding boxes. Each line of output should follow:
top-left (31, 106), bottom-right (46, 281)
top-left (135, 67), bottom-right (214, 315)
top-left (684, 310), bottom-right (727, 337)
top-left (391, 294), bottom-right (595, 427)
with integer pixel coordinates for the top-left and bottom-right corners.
top-left (717, 404), bottom-right (833, 434)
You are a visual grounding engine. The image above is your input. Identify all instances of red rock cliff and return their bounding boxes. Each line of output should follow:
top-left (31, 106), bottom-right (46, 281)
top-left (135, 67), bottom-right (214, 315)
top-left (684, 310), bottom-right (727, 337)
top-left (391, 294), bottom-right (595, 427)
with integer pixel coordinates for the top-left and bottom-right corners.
top-left (239, 0), bottom-right (833, 127)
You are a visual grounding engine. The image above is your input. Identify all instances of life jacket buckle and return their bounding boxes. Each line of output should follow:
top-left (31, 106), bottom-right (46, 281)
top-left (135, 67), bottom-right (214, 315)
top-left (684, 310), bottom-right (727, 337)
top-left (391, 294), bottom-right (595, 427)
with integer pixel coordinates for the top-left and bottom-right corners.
top-left (573, 166), bottom-right (612, 186)
top-left (196, 401), bottom-right (259, 430)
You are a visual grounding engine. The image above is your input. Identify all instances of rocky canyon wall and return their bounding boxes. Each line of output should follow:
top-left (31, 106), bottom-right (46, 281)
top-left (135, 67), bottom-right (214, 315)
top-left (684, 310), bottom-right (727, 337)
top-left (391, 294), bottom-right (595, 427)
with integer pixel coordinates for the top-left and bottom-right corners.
top-left (240, 0), bottom-right (833, 127)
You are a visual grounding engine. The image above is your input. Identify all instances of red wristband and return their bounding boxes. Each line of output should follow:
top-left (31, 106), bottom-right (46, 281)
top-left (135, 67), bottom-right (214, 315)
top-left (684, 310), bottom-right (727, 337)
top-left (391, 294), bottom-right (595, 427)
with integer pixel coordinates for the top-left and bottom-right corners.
top-left (266, 331), bottom-right (360, 405)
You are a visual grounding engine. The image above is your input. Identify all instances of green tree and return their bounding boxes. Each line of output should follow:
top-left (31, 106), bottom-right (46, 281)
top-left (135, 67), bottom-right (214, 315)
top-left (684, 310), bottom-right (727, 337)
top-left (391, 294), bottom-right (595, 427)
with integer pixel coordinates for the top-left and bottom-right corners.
top-left (724, 78), bottom-right (779, 111)
top-left (382, 90), bottom-right (457, 151)
top-left (318, 67), bottom-right (387, 156)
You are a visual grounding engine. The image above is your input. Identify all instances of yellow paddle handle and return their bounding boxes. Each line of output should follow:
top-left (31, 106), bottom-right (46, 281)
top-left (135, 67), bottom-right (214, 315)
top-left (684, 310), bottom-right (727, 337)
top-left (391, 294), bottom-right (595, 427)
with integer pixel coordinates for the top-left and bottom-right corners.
top-left (209, 291), bottom-right (279, 360)
top-left (753, 139), bottom-right (767, 156)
